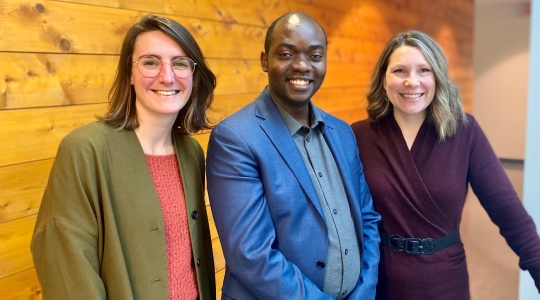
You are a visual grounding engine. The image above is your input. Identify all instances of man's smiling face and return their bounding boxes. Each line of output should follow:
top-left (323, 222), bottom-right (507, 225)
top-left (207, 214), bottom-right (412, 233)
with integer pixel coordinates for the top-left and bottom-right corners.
top-left (261, 14), bottom-right (327, 111)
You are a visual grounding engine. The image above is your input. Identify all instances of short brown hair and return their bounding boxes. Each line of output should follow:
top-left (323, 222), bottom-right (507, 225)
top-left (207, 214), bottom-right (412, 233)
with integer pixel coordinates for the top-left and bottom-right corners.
top-left (366, 30), bottom-right (466, 141)
top-left (98, 14), bottom-right (216, 135)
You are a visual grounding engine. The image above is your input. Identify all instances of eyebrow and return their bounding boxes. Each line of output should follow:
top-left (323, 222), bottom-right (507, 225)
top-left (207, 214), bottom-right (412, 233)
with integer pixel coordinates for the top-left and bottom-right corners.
top-left (138, 54), bottom-right (187, 60)
top-left (276, 43), bottom-right (325, 51)
top-left (390, 63), bottom-right (431, 68)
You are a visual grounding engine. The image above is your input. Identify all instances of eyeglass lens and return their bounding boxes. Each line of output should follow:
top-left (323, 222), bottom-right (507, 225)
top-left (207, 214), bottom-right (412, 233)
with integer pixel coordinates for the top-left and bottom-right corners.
top-left (136, 56), bottom-right (196, 78)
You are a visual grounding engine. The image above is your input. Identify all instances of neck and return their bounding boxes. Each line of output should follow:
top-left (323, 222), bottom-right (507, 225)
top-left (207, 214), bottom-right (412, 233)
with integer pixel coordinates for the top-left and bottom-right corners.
top-left (269, 91), bottom-right (311, 127)
top-left (135, 120), bottom-right (175, 155)
top-left (134, 101), bottom-right (178, 155)
top-left (394, 111), bottom-right (426, 150)
top-left (286, 105), bottom-right (311, 127)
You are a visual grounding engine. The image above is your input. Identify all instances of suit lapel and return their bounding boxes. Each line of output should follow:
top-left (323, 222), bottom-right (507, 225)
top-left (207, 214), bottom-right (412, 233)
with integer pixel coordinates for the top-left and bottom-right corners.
top-left (256, 90), bottom-right (325, 218)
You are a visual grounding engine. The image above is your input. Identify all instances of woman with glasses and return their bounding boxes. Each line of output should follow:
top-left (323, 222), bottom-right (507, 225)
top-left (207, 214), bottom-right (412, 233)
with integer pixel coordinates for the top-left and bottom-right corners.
top-left (31, 14), bottom-right (216, 300)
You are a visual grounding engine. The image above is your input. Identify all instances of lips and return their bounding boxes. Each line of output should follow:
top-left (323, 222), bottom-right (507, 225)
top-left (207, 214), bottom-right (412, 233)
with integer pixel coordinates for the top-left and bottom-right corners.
top-left (153, 90), bottom-right (179, 96)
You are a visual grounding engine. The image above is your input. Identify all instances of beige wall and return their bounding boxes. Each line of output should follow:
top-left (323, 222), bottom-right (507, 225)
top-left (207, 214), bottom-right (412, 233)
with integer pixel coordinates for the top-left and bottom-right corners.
top-left (473, 2), bottom-right (530, 160)
top-left (465, 1), bottom-right (532, 299)
top-left (462, 161), bottom-right (524, 300)
top-left (0, 0), bottom-right (473, 298)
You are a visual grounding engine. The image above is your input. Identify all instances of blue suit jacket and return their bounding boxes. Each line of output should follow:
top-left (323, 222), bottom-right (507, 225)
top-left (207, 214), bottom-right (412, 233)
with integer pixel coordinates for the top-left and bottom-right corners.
top-left (207, 88), bottom-right (381, 299)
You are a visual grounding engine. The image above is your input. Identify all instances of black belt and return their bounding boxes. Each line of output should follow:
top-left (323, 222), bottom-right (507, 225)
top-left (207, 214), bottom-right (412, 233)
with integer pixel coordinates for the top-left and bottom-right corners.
top-left (381, 228), bottom-right (460, 255)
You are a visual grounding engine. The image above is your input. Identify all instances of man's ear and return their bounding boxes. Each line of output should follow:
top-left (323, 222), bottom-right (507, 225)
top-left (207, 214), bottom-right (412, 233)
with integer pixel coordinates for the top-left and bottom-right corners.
top-left (260, 51), bottom-right (268, 72)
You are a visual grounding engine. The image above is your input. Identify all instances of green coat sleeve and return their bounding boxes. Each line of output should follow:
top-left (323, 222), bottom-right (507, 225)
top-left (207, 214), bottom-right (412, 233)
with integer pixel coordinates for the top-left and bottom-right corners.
top-left (31, 131), bottom-right (106, 299)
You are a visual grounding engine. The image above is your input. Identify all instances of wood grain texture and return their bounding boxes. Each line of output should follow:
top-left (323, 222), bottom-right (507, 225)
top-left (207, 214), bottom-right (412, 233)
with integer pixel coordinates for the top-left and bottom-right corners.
top-left (212, 237), bottom-right (225, 273)
top-left (0, 0), bottom-right (134, 54)
top-left (0, 268), bottom-right (42, 300)
top-left (0, 160), bottom-right (53, 223)
top-left (0, 104), bottom-right (107, 167)
top-left (215, 268), bottom-right (225, 299)
top-left (0, 215), bottom-right (36, 279)
top-left (0, 0), bottom-right (265, 58)
top-left (0, 53), bottom-right (114, 109)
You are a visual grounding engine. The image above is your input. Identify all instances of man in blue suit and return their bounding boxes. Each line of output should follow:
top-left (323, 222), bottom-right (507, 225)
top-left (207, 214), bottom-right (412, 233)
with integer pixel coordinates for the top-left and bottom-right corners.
top-left (206, 12), bottom-right (381, 299)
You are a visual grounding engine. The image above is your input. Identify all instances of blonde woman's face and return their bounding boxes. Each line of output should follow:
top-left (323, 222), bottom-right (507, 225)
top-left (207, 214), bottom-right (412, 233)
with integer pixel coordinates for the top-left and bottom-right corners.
top-left (384, 46), bottom-right (435, 122)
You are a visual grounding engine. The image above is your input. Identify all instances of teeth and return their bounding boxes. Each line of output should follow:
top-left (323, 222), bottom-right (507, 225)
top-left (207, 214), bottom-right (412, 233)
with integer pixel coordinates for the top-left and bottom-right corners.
top-left (155, 90), bottom-right (178, 96)
top-left (402, 93), bottom-right (422, 99)
top-left (289, 79), bottom-right (309, 86)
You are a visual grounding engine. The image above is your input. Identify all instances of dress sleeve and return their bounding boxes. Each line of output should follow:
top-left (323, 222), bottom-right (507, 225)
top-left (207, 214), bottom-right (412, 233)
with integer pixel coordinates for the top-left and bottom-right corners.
top-left (31, 135), bottom-right (106, 299)
top-left (468, 118), bottom-right (540, 292)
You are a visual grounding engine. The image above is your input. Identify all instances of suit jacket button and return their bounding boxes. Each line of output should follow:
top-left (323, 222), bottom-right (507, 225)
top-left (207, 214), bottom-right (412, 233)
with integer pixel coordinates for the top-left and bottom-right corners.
top-left (196, 258), bottom-right (201, 267)
top-left (191, 211), bottom-right (199, 219)
top-left (317, 261), bottom-right (325, 268)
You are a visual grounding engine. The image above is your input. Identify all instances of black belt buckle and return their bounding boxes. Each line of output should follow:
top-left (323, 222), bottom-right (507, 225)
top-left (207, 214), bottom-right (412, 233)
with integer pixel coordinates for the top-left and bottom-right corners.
top-left (389, 234), bottom-right (405, 251)
top-left (404, 238), bottom-right (422, 255)
top-left (420, 238), bottom-right (435, 254)
top-left (388, 235), bottom-right (436, 255)
top-left (404, 238), bottom-right (435, 255)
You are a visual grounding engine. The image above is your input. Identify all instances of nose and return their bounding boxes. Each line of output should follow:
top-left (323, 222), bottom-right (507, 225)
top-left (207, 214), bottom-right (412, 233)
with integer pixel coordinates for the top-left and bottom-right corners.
top-left (158, 61), bottom-right (175, 84)
top-left (291, 56), bottom-right (312, 72)
top-left (405, 73), bottom-right (419, 87)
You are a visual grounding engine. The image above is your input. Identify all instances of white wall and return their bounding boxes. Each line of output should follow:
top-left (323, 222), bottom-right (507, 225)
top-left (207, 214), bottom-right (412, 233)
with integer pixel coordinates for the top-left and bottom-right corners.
top-left (473, 2), bottom-right (530, 159)
top-left (520, 0), bottom-right (540, 298)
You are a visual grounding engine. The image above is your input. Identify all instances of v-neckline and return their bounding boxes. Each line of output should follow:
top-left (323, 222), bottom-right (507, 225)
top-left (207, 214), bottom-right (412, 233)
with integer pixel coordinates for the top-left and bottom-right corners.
top-left (384, 115), bottom-right (454, 230)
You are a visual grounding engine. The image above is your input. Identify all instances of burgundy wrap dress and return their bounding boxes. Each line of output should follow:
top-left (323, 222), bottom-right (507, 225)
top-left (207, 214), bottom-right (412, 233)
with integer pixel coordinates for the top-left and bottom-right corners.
top-left (352, 114), bottom-right (540, 300)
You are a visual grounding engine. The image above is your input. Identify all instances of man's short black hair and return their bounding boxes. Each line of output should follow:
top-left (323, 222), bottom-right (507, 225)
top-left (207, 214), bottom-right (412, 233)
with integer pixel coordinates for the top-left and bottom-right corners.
top-left (263, 12), bottom-right (327, 54)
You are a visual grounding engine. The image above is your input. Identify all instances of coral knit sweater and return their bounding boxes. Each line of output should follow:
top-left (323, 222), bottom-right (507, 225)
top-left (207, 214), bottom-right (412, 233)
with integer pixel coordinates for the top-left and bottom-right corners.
top-left (146, 153), bottom-right (198, 300)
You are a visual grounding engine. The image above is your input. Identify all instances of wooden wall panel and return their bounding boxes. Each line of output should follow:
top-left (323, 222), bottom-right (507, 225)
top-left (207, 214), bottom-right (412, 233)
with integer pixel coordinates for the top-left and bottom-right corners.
top-left (0, 104), bottom-right (107, 167)
top-left (0, 216), bottom-right (36, 279)
top-left (0, 0), bottom-right (473, 298)
top-left (0, 160), bottom-right (53, 223)
top-left (0, 268), bottom-right (42, 300)
top-left (0, 53), bottom-right (114, 109)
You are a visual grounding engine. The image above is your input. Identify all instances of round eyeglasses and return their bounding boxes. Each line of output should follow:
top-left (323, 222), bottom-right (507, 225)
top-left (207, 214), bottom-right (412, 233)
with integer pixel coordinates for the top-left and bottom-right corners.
top-left (133, 56), bottom-right (197, 79)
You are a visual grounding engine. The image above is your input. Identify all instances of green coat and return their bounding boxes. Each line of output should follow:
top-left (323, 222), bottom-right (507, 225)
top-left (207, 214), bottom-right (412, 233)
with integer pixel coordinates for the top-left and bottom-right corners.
top-left (31, 122), bottom-right (215, 300)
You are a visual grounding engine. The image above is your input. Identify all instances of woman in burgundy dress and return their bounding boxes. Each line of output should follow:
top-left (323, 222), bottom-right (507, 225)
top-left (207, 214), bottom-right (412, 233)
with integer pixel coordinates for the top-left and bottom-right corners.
top-left (352, 30), bottom-right (540, 299)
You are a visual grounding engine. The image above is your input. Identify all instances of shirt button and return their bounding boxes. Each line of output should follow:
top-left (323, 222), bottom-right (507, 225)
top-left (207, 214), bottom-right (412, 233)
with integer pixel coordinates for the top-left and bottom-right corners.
top-left (345, 249), bottom-right (348, 255)
top-left (318, 172), bottom-right (323, 177)
top-left (191, 211), bottom-right (198, 219)
top-left (316, 261), bottom-right (325, 268)
top-left (342, 290), bottom-right (347, 295)
top-left (333, 209), bottom-right (338, 214)
top-left (306, 136), bottom-right (310, 142)
top-left (196, 258), bottom-right (201, 267)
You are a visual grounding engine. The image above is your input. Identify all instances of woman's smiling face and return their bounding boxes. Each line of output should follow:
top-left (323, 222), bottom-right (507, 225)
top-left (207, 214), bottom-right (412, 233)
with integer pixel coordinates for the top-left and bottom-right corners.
top-left (384, 45), bottom-right (436, 122)
top-left (131, 30), bottom-right (193, 124)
